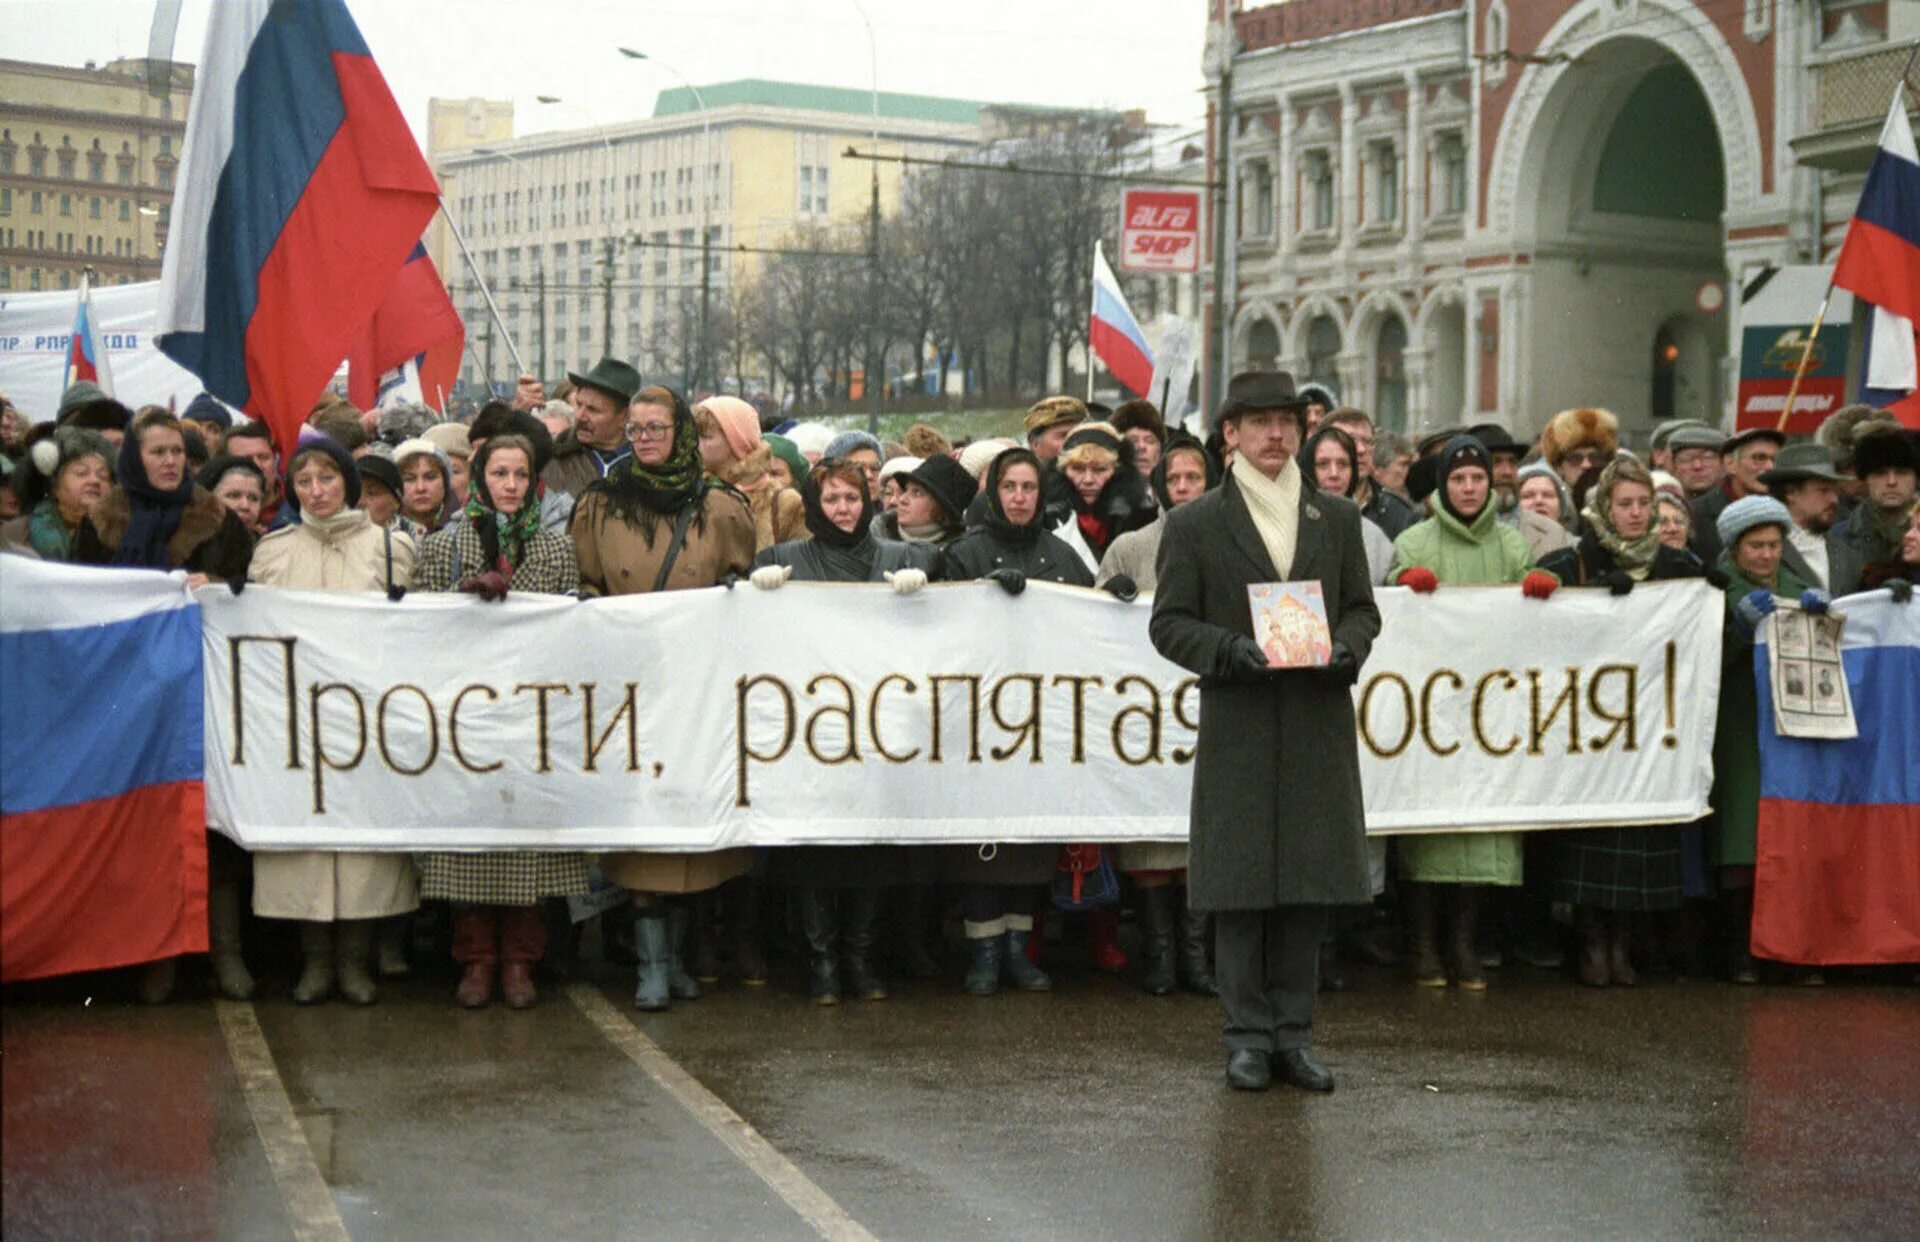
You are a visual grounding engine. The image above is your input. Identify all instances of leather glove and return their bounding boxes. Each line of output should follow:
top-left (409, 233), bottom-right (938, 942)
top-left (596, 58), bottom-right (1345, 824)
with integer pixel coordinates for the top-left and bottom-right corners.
top-left (986, 568), bottom-right (1026, 597)
top-left (1316, 640), bottom-right (1360, 687)
top-left (1734, 588), bottom-right (1776, 632)
top-left (750, 564), bottom-right (791, 591)
top-left (1397, 566), bottom-right (1439, 594)
top-left (1521, 570), bottom-right (1559, 600)
top-left (721, 572), bottom-right (740, 590)
top-left (1219, 633), bottom-right (1271, 682)
top-left (387, 582), bottom-right (407, 602)
top-left (1704, 567), bottom-right (1731, 590)
top-left (1799, 588), bottom-right (1832, 615)
top-left (884, 567), bottom-right (928, 596)
top-left (226, 575), bottom-right (246, 596)
top-left (1102, 573), bottom-right (1139, 603)
top-left (1604, 570), bottom-right (1633, 596)
top-left (457, 570), bottom-right (509, 602)
top-left (1885, 577), bottom-right (1913, 604)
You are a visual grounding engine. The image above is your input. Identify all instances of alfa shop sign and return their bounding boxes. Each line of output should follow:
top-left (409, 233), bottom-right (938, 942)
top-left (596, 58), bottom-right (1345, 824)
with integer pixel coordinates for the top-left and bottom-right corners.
top-left (1119, 188), bottom-right (1201, 274)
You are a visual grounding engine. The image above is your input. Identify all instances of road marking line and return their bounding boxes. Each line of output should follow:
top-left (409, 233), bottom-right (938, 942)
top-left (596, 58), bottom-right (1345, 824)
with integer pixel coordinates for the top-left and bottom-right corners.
top-left (215, 1000), bottom-right (351, 1242)
top-left (566, 984), bottom-right (878, 1242)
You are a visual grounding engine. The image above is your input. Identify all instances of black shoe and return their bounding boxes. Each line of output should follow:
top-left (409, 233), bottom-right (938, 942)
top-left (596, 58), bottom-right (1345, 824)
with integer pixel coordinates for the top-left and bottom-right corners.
top-left (1318, 940), bottom-right (1349, 993)
top-left (1274, 1048), bottom-right (1335, 1094)
top-left (1226, 1049), bottom-right (1271, 1092)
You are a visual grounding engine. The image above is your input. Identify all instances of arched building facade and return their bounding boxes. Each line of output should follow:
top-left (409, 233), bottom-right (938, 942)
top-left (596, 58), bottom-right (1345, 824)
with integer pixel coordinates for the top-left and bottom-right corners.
top-left (1210, 0), bottom-right (1910, 443)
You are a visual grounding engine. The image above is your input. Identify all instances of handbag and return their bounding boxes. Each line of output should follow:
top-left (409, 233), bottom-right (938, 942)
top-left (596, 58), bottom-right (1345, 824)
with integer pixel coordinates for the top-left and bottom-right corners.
top-left (1051, 844), bottom-right (1119, 911)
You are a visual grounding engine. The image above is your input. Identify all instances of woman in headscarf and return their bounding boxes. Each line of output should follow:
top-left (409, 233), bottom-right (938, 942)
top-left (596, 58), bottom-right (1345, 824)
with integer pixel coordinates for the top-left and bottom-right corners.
top-left (70, 410), bottom-right (255, 1004)
top-left (2, 425), bottom-right (115, 561)
top-left (570, 385), bottom-right (757, 1011)
top-left (1389, 436), bottom-right (1559, 990)
top-left (1051, 422), bottom-right (1155, 576)
top-left (762, 433), bottom-right (807, 493)
top-left (748, 459), bottom-right (939, 1004)
top-left (1712, 496), bottom-right (1816, 984)
top-left (1098, 431), bottom-right (1220, 997)
top-left (200, 455), bottom-right (268, 536)
top-left (392, 437), bottom-right (454, 538)
top-left (1537, 457), bottom-right (1704, 986)
top-left (248, 434), bottom-right (419, 1005)
top-left (939, 448), bottom-right (1095, 995)
top-left (1300, 424), bottom-right (1396, 584)
top-left (694, 395), bottom-right (805, 551)
top-left (412, 434), bottom-right (584, 1008)
top-left (1516, 460), bottom-right (1578, 535)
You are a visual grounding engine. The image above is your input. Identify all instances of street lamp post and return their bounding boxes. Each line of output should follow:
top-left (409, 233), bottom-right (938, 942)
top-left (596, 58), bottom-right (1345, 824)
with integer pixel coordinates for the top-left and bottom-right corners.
top-left (474, 145), bottom-right (545, 384)
top-left (537, 96), bottom-right (618, 367)
top-left (618, 49), bottom-right (713, 393)
top-left (850, 0), bottom-right (882, 435)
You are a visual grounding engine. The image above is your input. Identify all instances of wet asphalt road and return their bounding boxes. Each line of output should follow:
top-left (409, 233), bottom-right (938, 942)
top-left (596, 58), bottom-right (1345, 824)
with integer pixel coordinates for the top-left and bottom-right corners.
top-left (5, 952), bottom-right (1919, 1240)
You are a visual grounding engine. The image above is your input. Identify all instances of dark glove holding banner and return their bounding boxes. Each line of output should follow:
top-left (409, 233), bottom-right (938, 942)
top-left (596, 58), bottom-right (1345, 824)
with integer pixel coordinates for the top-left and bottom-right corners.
top-left (986, 568), bottom-right (1026, 597)
top-left (1102, 574), bottom-right (1139, 603)
top-left (1604, 570), bottom-right (1634, 596)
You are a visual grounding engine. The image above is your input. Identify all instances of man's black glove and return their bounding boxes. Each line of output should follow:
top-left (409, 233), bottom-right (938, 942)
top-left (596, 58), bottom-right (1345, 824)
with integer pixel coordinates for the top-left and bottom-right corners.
top-left (1885, 577), bottom-right (1913, 604)
top-left (1102, 574), bottom-right (1138, 603)
top-left (986, 568), bottom-right (1026, 596)
top-left (1604, 570), bottom-right (1634, 596)
top-left (227, 575), bottom-right (246, 596)
top-left (1316, 641), bottom-right (1360, 687)
top-left (1219, 634), bottom-right (1271, 682)
top-left (1704, 566), bottom-right (1731, 590)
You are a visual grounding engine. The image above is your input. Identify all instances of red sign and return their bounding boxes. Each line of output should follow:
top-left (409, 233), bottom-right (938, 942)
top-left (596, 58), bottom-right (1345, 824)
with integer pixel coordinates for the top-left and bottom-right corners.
top-left (1119, 188), bottom-right (1201, 274)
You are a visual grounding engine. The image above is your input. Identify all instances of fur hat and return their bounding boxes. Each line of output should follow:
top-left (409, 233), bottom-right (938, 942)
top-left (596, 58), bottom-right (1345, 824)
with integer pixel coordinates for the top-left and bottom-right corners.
top-left (901, 424), bottom-right (953, 459)
top-left (1540, 407), bottom-right (1619, 468)
top-left (1023, 395), bottom-right (1088, 438)
top-left (1717, 494), bottom-right (1792, 552)
top-left (1815, 404), bottom-right (1890, 474)
top-left (1851, 427), bottom-right (1920, 478)
top-left (377, 401), bottom-right (439, 444)
top-left (1110, 399), bottom-right (1166, 443)
top-left (23, 425), bottom-right (115, 509)
top-left (785, 421), bottom-right (836, 460)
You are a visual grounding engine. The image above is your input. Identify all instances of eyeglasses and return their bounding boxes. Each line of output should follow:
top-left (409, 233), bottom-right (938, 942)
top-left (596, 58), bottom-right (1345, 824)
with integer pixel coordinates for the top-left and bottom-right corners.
top-left (625, 421), bottom-right (674, 442)
top-left (1565, 449), bottom-right (1605, 466)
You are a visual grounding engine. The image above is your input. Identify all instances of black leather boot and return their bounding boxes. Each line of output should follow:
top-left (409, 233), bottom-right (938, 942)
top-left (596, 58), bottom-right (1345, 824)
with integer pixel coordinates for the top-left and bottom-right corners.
top-left (1449, 887), bottom-right (1487, 991)
top-left (1577, 906), bottom-right (1609, 987)
top-left (1727, 887), bottom-right (1758, 984)
top-left (1608, 911), bottom-right (1638, 986)
top-left (1178, 899), bottom-right (1217, 996)
top-left (841, 887), bottom-right (888, 1001)
top-left (1139, 885), bottom-right (1177, 996)
top-left (796, 888), bottom-right (840, 1005)
top-left (1406, 883), bottom-right (1445, 987)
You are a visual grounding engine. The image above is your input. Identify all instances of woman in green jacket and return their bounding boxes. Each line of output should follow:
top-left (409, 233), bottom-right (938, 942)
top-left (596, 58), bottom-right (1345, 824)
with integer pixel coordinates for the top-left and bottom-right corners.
top-left (1711, 495), bottom-right (1818, 984)
top-left (1388, 436), bottom-right (1560, 989)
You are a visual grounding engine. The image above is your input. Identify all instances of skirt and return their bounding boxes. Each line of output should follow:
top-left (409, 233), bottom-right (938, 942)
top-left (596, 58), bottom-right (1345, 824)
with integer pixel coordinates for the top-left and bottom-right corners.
top-left (419, 851), bottom-right (591, 906)
top-left (1553, 827), bottom-right (1684, 912)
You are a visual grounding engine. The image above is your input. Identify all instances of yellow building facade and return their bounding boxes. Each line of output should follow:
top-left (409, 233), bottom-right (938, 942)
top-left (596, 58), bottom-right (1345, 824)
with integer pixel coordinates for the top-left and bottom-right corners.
top-left (0, 57), bottom-right (193, 293)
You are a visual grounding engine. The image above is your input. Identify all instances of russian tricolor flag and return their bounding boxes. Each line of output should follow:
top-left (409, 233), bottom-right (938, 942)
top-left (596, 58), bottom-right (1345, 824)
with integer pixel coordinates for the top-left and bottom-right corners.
top-left (1090, 241), bottom-right (1156, 398)
top-left (65, 269), bottom-right (115, 394)
top-left (1831, 90), bottom-right (1920, 428)
top-left (345, 242), bottom-right (464, 413)
top-left (1752, 592), bottom-right (1920, 966)
top-left (1, 560), bottom-right (208, 982)
top-left (156, 0), bottom-right (440, 452)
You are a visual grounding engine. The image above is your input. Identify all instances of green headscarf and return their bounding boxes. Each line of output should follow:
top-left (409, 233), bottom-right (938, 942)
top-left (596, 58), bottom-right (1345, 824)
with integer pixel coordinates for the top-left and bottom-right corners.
top-left (583, 388), bottom-right (707, 545)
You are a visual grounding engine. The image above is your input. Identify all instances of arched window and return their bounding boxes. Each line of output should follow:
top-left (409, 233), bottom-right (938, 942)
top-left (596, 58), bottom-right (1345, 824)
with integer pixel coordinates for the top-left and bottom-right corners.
top-left (1306, 315), bottom-right (1341, 389)
top-left (1248, 318), bottom-right (1280, 370)
top-left (1376, 316), bottom-right (1409, 431)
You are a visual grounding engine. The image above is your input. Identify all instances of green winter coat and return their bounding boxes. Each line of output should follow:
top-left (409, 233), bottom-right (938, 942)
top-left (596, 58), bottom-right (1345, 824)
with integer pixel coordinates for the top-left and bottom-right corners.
top-left (1712, 559), bottom-right (1810, 869)
top-left (1388, 502), bottom-right (1538, 886)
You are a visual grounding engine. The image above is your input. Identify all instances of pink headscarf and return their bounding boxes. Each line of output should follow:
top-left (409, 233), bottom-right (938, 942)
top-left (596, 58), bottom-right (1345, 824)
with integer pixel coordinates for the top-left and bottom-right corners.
top-left (700, 395), bottom-right (761, 462)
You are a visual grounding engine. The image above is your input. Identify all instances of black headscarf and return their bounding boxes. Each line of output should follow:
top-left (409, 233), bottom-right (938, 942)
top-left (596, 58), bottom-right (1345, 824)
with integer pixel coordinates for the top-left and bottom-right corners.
top-left (583, 387), bottom-right (706, 545)
top-left (1436, 435), bottom-right (1494, 526)
top-left (1149, 432), bottom-right (1219, 510)
top-left (982, 447), bottom-right (1047, 547)
top-left (802, 459), bottom-right (879, 579)
top-left (110, 423), bottom-right (195, 569)
top-left (1299, 424), bottom-right (1360, 499)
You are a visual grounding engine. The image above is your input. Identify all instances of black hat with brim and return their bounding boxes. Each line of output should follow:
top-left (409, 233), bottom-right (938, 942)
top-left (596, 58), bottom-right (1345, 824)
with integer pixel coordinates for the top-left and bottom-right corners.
top-left (1464, 422), bottom-right (1523, 455)
top-left (1720, 427), bottom-right (1787, 455)
top-left (905, 454), bottom-right (979, 524)
top-left (1218, 370), bottom-right (1309, 422)
top-left (1757, 442), bottom-right (1847, 488)
top-left (566, 356), bottom-right (643, 405)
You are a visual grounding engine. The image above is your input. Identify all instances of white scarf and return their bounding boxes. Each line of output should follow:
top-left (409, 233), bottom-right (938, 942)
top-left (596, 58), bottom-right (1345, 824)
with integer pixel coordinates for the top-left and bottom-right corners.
top-left (1231, 453), bottom-right (1301, 578)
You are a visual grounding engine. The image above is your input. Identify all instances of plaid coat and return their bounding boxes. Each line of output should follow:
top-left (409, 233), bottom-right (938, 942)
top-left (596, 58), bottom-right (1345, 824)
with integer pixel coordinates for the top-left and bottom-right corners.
top-left (415, 520), bottom-right (589, 904)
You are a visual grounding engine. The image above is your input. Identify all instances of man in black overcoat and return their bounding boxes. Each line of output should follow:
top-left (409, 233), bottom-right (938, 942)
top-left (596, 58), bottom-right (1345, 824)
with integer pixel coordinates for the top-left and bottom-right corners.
top-left (1149, 371), bottom-right (1382, 1094)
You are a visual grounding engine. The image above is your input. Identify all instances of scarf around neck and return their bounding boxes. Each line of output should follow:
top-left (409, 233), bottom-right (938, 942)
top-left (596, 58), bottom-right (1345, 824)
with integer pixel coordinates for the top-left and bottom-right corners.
top-left (586, 408), bottom-right (706, 545)
top-left (28, 498), bottom-right (76, 561)
top-left (299, 506), bottom-right (371, 544)
top-left (1231, 453), bottom-right (1301, 578)
top-left (110, 434), bottom-right (195, 569)
top-left (1582, 493), bottom-right (1660, 579)
top-left (464, 484), bottom-right (543, 575)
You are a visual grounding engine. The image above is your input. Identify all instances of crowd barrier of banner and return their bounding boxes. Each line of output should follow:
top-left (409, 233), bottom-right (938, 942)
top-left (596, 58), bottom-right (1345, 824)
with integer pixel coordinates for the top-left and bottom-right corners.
top-left (175, 574), bottom-right (1727, 850)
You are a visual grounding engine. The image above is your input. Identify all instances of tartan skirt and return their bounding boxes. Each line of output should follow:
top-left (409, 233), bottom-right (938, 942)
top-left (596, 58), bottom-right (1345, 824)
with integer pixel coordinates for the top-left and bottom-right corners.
top-left (1552, 827), bottom-right (1684, 912)
top-left (419, 851), bottom-right (591, 906)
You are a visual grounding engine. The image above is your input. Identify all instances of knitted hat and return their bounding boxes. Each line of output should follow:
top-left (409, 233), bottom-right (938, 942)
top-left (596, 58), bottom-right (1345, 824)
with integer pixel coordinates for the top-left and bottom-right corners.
top-left (1516, 459), bottom-right (1577, 530)
top-left (23, 426), bottom-right (115, 509)
top-left (421, 422), bottom-right (472, 461)
top-left (1716, 494), bottom-right (1791, 551)
top-left (905, 454), bottom-right (979, 523)
top-left (1023, 395), bottom-right (1088, 438)
top-left (763, 433), bottom-right (808, 486)
top-left (287, 429), bottom-right (363, 507)
top-left (959, 437), bottom-right (1015, 480)
top-left (785, 421), bottom-right (836, 460)
top-left (700, 395), bottom-right (762, 461)
top-left (824, 429), bottom-right (882, 461)
top-left (183, 391), bottom-right (233, 430)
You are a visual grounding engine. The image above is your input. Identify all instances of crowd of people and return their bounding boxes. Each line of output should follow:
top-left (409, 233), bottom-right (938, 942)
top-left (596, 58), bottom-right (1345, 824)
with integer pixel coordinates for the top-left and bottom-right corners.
top-left (1, 367), bottom-right (1915, 1020)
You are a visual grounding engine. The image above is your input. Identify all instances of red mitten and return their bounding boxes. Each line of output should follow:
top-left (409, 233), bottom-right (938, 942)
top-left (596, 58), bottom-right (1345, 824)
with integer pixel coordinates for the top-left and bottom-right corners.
top-left (458, 570), bottom-right (511, 602)
top-left (1397, 566), bottom-right (1439, 594)
top-left (1521, 570), bottom-right (1559, 600)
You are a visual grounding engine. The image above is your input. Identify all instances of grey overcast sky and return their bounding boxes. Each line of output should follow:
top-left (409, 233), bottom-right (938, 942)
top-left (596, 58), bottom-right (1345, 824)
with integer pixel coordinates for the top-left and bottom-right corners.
top-left (2, 0), bottom-right (1210, 143)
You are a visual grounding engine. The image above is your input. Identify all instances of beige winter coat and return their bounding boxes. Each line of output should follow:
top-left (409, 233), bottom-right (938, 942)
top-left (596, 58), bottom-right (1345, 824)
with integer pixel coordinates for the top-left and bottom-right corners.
top-left (247, 509), bottom-right (421, 921)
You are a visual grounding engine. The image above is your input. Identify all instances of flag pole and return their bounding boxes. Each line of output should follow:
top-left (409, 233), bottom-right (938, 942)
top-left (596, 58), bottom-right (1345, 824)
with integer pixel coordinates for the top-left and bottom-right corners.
top-left (1087, 242), bottom-right (1099, 404)
top-left (1774, 284), bottom-right (1834, 434)
top-left (437, 199), bottom-right (526, 378)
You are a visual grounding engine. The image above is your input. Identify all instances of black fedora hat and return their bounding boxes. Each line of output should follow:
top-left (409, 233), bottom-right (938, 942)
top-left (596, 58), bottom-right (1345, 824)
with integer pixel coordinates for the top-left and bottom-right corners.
top-left (1757, 442), bottom-right (1846, 488)
top-left (1219, 370), bottom-right (1310, 422)
top-left (904, 454), bottom-right (979, 524)
top-left (1465, 422), bottom-right (1523, 455)
top-left (566, 356), bottom-right (643, 405)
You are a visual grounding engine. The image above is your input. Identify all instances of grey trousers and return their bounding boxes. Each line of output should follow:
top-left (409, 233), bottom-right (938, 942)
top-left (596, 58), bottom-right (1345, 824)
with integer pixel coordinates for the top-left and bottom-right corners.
top-left (1214, 905), bottom-right (1326, 1055)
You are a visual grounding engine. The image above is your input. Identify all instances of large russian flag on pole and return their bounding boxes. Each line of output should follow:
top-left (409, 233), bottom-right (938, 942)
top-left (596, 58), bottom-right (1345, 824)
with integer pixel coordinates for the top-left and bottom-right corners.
top-left (1752, 591), bottom-right (1920, 966)
top-left (155, 0), bottom-right (440, 453)
top-left (1, 560), bottom-right (208, 982)
top-left (1830, 89), bottom-right (1920, 428)
top-left (1090, 241), bottom-right (1156, 398)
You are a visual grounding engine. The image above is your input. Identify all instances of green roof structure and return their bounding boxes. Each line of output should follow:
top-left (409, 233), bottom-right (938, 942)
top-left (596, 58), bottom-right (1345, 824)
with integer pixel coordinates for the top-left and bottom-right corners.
top-left (653, 79), bottom-right (986, 126)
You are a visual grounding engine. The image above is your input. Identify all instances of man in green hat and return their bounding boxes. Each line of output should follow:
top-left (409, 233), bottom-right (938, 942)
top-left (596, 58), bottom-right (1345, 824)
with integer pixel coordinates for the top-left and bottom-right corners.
top-left (1760, 442), bottom-right (1860, 594)
top-left (543, 356), bottom-right (643, 498)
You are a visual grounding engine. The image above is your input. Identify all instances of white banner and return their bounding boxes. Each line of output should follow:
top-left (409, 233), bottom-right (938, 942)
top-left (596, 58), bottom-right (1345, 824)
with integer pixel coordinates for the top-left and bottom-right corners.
top-left (197, 579), bottom-right (1724, 850)
top-left (0, 281), bottom-right (206, 420)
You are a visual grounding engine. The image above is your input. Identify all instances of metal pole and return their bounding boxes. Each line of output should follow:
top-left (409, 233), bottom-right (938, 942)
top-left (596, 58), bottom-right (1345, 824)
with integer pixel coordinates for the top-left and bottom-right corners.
top-left (617, 53), bottom-right (713, 391)
top-left (537, 262), bottom-right (547, 382)
top-left (438, 198), bottom-right (526, 376)
top-left (1208, 48), bottom-right (1233, 416)
top-left (854, 0), bottom-right (882, 434)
